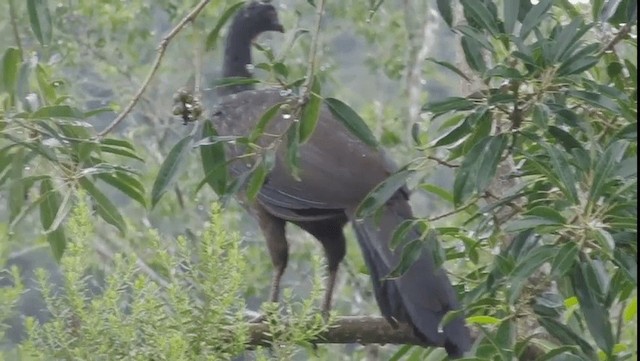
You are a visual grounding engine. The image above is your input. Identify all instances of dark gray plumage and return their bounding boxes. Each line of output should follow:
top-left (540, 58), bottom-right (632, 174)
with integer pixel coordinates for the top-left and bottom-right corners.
top-left (210, 2), bottom-right (471, 357)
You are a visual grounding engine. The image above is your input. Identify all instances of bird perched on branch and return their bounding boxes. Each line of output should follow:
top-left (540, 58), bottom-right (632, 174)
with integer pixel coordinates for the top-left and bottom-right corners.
top-left (207, 1), bottom-right (471, 357)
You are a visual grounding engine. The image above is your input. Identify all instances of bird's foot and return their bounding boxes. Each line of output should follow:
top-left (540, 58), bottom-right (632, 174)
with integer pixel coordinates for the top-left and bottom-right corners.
top-left (249, 313), bottom-right (267, 323)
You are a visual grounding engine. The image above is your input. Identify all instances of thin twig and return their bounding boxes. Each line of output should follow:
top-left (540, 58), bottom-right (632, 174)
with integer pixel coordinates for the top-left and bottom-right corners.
top-left (428, 196), bottom-right (479, 222)
top-left (8, 0), bottom-right (24, 60)
top-left (598, 22), bottom-right (634, 56)
top-left (97, 0), bottom-right (212, 138)
top-left (484, 190), bottom-right (525, 213)
top-left (300, 0), bottom-right (326, 101)
top-left (427, 155), bottom-right (459, 168)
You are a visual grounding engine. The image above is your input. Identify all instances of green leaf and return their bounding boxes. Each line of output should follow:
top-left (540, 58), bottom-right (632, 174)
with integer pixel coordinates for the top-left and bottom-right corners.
top-left (593, 228), bottom-right (615, 255)
top-left (503, 0), bottom-right (519, 34)
top-left (461, 36), bottom-right (487, 72)
top-left (466, 315), bottom-right (501, 325)
top-left (151, 135), bottom-right (193, 208)
top-left (453, 135), bottom-right (507, 205)
top-left (548, 126), bottom-right (583, 151)
top-left (508, 245), bottom-right (556, 303)
top-left (534, 346), bottom-right (581, 361)
top-left (432, 118), bottom-right (471, 147)
top-left (476, 134), bottom-right (508, 192)
top-left (419, 184), bottom-right (453, 203)
top-left (39, 178), bottom-right (66, 260)
top-left (551, 242), bottom-right (579, 278)
top-left (551, 19), bottom-right (585, 62)
top-left (205, 2), bottom-right (246, 51)
top-left (436, 0), bottom-right (453, 27)
top-left (389, 220), bottom-right (417, 250)
top-left (299, 78), bottom-right (322, 143)
top-left (215, 77), bottom-right (261, 88)
top-left (325, 98), bottom-right (378, 147)
top-left (460, 0), bottom-right (499, 36)
top-left (623, 296), bottom-right (637, 322)
top-left (557, 55), bottom-right (600, 76)
top-left (1, 48), bottom-right (21, 94)
top-left (97, 173), bottom-right (147, 208)
top-left (27, 0), bottom-right (53, 46)
top-left (356, 168), bottom-right (414, 219)
top-left (389, 345), bottom-right (412, 361)
top-left (285, 121), bottom-right (300, 178)
top-left (273, 62), bottom-right (288, 78)
top-left (524, 206), bottom-right (567, 224)
top-left (571, 261), bottom-right (615, 354)
top-left (519, 0), bottom-right (553, 39)
top-left (567, 90), bottom-right (620, 113)
top-left (453, 25), bottom-right (494, 52)
top-left (101, 138), bottom-right (136, 151)
top-left (31, 105), bottom-right (83, 119)
top-left (43, 189), bottom-right (72, 234)
top-left (422, 97), bottom-right (475, 114)
top-left (249, 102), bottom-right (285, 142)
top-left (98, 145), bottom-right (144, 162)
top-left (36, 64), bottom-right (55, 104)
top-left (543, 144), bottom-right (578, 204)
top-left (537, 317), bottom-right (595, 356)
top-left (613, 248), bottom-right (637, 283)
top-left (424, 58), bottom-right (471, 82)
top-left (485, 65), bottom-right (523, 79)
top-left (589, 140), bottom-right (628, 206)
top-left (245, 161), bottom-right (268, 201)
top-left (199, 122), bottom-right (228, 195)
top-left (386, 239), bottom-right (424, 279)
top-left (8, 149), bottom-right (26, 222)
top-left (505, 216), bottom-right (562, 232)
top-left (495, 319), bottom-right (515, 359)
top-left (79, 178), bottom-right (127, 235)
top-left (83, 106), bottom-right (113, 118)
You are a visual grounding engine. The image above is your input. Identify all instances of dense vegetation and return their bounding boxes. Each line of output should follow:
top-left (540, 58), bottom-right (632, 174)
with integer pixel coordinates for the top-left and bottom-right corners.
top-left (1, 0), bottom-right (636, 360)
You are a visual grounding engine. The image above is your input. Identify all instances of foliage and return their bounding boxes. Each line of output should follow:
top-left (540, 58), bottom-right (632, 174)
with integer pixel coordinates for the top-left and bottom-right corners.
top-left (6, 201), bottom-right (246, 360)
top-left (2, 200), bottom-right (329, 360)
top-left (0, 44), bottom-right (145, 260)
top-left (412, 0), bottom-right (637, 359)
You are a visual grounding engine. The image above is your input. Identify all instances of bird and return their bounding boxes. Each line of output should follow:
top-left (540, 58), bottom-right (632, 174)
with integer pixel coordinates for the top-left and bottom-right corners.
top-left (208, 1), bottom-right (471, 357)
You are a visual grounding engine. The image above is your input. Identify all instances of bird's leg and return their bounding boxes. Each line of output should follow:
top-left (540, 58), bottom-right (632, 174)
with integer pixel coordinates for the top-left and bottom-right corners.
top-left (252, 204), bottom-right (288, 323)
top-left (268, 264), bottom-right (286, 304)
top-left (297, 218), bottom-right (347, 320)
top-left (321, 266), bottom-right (339, 318)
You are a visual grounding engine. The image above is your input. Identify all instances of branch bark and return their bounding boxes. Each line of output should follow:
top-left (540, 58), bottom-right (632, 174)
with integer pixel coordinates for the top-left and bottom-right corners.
top-left (247, 316), bottom-right (427, 347)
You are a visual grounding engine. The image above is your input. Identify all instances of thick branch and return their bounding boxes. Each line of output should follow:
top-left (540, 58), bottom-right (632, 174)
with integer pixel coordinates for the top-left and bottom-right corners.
top-left (97, 0), bottom-right (211, 138)
top-left (247, 316), bottom-right (427, 347)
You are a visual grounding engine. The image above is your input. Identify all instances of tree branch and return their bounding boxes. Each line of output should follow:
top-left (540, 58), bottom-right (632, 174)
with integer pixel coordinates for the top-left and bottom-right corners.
top-left (301, 0), bottom-right (326, 102)
top-left (247, 316), bottom-right (428, 347)
top-left (427, 155), bottom-right (459, 168)
top-left (428, 196), bottom-right (479, 222)
top-left (97, 0), bottom-right (212, 138)
top-left (598, 22), bottom-right (634, 56)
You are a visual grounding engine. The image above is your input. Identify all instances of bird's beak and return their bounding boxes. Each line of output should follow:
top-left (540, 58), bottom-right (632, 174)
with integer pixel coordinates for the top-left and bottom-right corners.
top-left (273, 23), bottom-right (284, 33)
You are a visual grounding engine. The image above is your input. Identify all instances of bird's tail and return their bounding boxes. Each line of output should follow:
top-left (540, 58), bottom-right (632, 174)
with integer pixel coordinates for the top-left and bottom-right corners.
top-left (350, 198), bottom-right (471, 358)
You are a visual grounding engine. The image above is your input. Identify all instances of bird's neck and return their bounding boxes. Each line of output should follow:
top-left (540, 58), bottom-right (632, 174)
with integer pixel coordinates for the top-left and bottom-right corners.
top-left (220, 26), bottom-right (255, 96)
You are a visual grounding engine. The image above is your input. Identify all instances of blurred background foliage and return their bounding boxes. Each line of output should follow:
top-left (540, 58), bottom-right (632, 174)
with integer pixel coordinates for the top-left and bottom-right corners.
top-left (0, 0), bottom-right (637, 360)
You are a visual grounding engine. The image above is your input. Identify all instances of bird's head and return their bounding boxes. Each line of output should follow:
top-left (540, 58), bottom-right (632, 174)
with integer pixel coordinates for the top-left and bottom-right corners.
top-left (239, 1), bottom-right (285, 38)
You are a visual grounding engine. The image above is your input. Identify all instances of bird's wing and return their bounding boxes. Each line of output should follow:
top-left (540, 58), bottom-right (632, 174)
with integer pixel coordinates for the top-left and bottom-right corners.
top-left (212, 89), bottom-right (399, 210)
